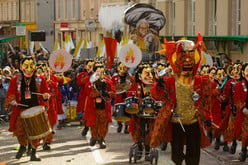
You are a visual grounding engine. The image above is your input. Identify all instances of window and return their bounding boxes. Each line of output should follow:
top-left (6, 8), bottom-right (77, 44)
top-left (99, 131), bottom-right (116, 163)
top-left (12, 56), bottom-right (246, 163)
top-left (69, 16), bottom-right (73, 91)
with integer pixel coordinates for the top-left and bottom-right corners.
top-left (72, 0), bottom-right (76, 19)
top-left (171, 0), bottom-right (175, 34)
top-left (65, 0), bottom-right (68, 19)
top-left (212, 0), bottom-right (217, 35)
top-left (236, 0), bottom-right (241, 35)
top-left (192, 0), bottom-right (195, 35)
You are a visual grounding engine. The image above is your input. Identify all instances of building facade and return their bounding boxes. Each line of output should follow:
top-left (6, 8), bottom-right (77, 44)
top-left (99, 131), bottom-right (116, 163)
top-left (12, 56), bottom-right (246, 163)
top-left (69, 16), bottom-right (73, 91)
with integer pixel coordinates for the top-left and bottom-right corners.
top-left (0, 0), bottom-right (20, 46)
top-left (162, 0), bottom-right (248, 62)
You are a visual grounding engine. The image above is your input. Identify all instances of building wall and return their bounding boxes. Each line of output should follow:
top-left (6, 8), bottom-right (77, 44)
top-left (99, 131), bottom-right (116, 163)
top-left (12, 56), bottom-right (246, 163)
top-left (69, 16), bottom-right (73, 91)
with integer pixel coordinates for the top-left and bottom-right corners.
top-left (36, 0), bottom-right (55, 52)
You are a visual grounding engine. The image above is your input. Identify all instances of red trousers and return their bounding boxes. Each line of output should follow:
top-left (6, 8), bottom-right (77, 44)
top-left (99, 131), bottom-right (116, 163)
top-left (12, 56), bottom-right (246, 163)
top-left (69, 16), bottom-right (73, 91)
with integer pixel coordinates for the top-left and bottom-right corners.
top-left (90, 109), bottom-right (109, 140)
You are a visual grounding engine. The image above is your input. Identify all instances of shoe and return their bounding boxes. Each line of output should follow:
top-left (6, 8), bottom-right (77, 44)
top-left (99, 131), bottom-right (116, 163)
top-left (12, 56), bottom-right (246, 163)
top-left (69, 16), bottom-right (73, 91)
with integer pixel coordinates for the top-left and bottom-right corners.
top-left (16, 145), bottom-right (26, 159)
top-left (90, 137), bottom-right (96, 146)
top-left (230, 141), bottom-right (237, 154)
top-left (52, 130), bottom-right (55, 134)
top-left (30, 149), bottom-right (41, 161)
top-left (99, 139), bottom-right (106, 149)
top-left (160, 142), bottom-right (167, 151)
top-left (223, 142), bottom-right (229, 152)
top-left (81, 126), bottom-right (89, 136)
top-left (117, 123), bottom-right (123, 133)
top-left (239, 148), bottom-right (247, 162)
top-left (124, 125), bottom-right (129, 134)
top-left (43, 143), bottom-right (51, 151)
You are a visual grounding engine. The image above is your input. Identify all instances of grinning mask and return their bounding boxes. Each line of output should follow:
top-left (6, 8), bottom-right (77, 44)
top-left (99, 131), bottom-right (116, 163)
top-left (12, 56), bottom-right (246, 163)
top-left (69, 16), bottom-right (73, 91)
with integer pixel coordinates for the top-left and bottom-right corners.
top-left (21, 55), bottom-right (36, 78)
top-left (166, 39), bottom-right (201, 78)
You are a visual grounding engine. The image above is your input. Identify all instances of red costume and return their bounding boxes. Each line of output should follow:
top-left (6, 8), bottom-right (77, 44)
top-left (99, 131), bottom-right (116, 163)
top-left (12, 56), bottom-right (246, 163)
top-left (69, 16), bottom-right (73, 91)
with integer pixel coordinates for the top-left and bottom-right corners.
top-left (83, 75), bottom-right (115, 148)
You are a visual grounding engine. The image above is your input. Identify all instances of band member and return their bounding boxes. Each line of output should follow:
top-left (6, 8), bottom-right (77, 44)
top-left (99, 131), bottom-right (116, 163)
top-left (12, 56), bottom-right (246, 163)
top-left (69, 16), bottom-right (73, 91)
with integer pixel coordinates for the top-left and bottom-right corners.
top-left (37, 61), bottom-right (58, 150)
top-left (128, 63), bottom-right (156, 161)
top-left (219, 63), bottom-right (242, 153)
top-left (83, 62), bottom-right (115, 149)
top-left (150, 37), bottom-right (211, 165)
top-left (4, 54), bottom-right (50, 161)
top-left (234, 63), bottom-right (248, 162)
top-left (112, 62), bottom-right (133, 133)
top-left (76, 59), bottom-right (94, 136)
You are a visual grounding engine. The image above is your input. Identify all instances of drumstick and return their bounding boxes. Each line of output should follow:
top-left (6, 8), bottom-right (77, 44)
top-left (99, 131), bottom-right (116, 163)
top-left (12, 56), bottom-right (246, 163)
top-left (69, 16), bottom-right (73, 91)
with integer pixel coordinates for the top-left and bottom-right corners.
top-left (16, 103), bottom-right (29, 107)
top-left (211, 122), bottom-right (220, 129)
top-left (32, 92), bottom-right (45, 96)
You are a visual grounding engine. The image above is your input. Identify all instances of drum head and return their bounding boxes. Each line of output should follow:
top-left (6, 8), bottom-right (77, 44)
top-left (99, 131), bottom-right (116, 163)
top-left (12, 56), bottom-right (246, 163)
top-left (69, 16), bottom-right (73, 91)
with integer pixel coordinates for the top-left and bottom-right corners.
top-left (115, 116), bottom-right (130, 123)
top-left (21, 106), bottom-right (45, 118)
top-left (125, 108), bottom-right (139, 114)
top-left (143, 108), bottom-right (154, 113)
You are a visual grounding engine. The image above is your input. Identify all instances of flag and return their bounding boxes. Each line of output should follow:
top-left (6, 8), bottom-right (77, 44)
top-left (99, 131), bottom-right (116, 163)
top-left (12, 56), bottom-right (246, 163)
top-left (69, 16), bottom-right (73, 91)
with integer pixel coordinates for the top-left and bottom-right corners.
top-left (29, 41), bottom-right (34, 54)
top-left (8, 42), bottom-right (16, 54)
top-left (39, 42), bottom-right (48, 54)
top-left (104, 37), bottom-right (117, 69)
top-left (96, 39), bottom-right (105, 57)
top-left (53, 38), bottom-right (60, 51)
top-left (73, 37), bottom-right (84, 59)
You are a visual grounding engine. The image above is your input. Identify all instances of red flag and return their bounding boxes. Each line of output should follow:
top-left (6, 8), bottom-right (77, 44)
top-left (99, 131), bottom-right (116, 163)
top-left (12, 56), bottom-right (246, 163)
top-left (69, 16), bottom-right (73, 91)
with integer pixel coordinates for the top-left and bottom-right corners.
top-left (104, 37), bottom-right (117, 69)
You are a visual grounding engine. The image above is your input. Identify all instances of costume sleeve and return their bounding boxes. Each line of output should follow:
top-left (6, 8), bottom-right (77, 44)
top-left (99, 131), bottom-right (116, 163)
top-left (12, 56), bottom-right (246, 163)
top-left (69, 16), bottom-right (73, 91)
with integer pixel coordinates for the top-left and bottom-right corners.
top-left (4, 76), bottom-right (18, 109)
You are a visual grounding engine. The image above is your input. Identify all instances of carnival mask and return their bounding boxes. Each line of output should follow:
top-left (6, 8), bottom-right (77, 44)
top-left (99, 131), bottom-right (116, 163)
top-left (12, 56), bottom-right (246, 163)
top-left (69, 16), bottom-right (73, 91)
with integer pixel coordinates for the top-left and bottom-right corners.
top-left (139, 67), bottom-right (154, 85)
top-left (215, 69), bottom-right (226, 84)
top-left (21, 59), bottom-right (36, 78)
top-left (209, 68), bottom-right (216, 81)
top-left (229, 64), bottom-right (241, 80)
top-left (117, 63), bottom-right (128, 76)
top-left (242, 65), bottom-right (248, 81)
top-left (86, 61), bottom-right (95, 73)
top-left (201, 65), bottom-right (210, 75)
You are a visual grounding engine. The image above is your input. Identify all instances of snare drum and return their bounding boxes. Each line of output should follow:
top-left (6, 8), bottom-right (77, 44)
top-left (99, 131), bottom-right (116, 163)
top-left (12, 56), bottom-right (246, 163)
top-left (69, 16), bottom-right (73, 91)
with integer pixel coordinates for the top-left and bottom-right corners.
top-left (154, 101), bottom-right (163, 112)
top-left (125, 96), bottom-right (139, 114)
top-left (114, 103), bottom-right (130, 123)
top-left (20, 106), bottom-right (52, 140)
top-left (142, 97), bottom-right (155, 113)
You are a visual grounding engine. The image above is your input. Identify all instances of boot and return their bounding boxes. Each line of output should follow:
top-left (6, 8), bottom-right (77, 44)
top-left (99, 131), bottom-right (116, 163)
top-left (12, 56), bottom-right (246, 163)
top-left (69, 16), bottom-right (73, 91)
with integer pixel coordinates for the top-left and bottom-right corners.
top-left (26, 143), bottom-right (32, 156)
top-left (16, 145), bottom-right (26, 159)
top-left (214, 138), bottom-right (220, 150)
top-left (239, 148), bottom-right (247, 162)
top-left (124, 125), bottom-right (129, 134)
top-left (160, 142), bottom-right (168, 151)
top-left (223, 141), bottom-right (229, 152)
top-left (230, 140), bottom-right (237, 154)
top-left (90, 137), bottom-right (96, 146)
top-left (145, 145), bottom-right (151, 161)
top-left (30, 148), bottom-right (41, 161)
top-left (81, 126), bottom-right (89, 136)
top-left (43, 143), bottom-right (51, 151)
top-left (99, 139), bottom-right (106, 149)
top-left (117, 122), bottom-right (123, 133)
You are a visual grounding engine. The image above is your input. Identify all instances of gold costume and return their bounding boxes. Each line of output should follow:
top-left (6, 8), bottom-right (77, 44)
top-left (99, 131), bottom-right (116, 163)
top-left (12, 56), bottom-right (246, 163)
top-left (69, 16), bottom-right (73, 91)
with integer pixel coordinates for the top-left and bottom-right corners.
top-left (171, 82), bottom-right (197, 125)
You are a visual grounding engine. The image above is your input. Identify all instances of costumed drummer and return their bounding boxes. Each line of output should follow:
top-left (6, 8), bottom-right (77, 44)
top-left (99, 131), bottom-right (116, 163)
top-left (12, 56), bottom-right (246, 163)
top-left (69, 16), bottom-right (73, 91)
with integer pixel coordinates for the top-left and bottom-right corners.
top-left (150, 36), bottom-right (211, 165)
top-left (128, 63), bottom-right (156, 161)
top-left (112, 62), bottom-right (134, 134)
top-left (4, 54), bottom-right (50, 161)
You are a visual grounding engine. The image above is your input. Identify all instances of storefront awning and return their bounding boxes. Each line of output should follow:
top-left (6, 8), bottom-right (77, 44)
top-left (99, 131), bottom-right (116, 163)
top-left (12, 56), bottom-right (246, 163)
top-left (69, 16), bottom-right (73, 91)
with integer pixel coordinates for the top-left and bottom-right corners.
top-left (0, 35), bottom-right (23, 43)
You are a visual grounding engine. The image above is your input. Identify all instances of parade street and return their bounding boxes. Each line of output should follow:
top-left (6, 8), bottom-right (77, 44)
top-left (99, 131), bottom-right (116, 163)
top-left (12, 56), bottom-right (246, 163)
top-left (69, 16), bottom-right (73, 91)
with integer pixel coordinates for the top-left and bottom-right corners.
top-left (0, 120), bottom-right (246, 165)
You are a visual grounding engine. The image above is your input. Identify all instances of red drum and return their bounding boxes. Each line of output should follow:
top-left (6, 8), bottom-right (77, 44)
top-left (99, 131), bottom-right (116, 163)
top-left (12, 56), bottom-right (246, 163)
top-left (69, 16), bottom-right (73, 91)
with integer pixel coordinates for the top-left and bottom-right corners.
top-left (20, 106), bottom-right (52, 140)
